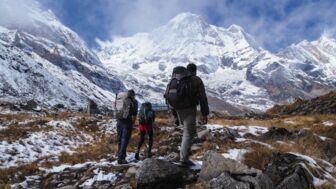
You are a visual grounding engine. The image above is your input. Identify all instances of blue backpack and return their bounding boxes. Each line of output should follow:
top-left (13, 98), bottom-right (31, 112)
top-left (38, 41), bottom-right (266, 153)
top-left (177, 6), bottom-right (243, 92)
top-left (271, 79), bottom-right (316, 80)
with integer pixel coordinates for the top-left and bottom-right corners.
top-left (139, 102), bottom-right (155, 125)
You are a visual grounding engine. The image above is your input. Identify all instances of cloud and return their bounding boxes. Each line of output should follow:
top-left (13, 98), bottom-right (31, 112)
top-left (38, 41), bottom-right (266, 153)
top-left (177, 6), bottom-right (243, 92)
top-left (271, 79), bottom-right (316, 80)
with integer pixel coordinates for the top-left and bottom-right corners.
top-left (0, 0), bottom-right (41, 28)
top-left (5, 0), bottom-right (336, 51)
top-left (89, 0), bottom-right (336, 51)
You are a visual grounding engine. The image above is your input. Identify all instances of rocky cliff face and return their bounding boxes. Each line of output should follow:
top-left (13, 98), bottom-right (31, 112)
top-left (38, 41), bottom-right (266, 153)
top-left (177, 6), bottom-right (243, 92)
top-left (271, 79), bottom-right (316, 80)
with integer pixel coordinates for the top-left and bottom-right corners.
top-left (0, 1), bottom-right (125, 110)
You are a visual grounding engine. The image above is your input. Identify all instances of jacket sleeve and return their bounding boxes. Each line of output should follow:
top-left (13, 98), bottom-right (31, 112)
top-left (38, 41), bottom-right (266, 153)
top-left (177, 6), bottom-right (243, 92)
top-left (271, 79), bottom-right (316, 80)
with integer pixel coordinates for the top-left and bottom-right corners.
top-left (197, 77), bottom-right (210, 116)
top-left (133, 100), bottom-right (138, 117)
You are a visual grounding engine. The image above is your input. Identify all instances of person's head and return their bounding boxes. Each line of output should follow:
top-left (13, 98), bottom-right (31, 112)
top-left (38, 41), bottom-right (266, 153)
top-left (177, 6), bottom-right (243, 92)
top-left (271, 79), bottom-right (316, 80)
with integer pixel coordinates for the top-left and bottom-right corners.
top-left (187, 63), bottom-right (197, 76)
top-left (127, 89), bottom-right (135, 99)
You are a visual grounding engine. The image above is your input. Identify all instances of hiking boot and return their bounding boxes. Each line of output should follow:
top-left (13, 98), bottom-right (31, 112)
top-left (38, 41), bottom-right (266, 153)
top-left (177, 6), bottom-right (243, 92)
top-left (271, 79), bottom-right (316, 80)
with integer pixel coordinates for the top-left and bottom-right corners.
top-left (135, 152), bottom-right (140, 161)
top-left (176, 160), bottom-right (195, 168)
top-left (117, 159), bottom-right (128, 165)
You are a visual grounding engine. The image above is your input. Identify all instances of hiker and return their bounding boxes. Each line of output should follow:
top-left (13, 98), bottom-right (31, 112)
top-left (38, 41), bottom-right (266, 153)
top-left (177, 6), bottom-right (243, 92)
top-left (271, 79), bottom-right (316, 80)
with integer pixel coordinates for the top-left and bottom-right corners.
top-left (135, 102), bottom-right (156, 160)
top-left (164, 63), bottom-right (209, 167)
top-left (115, 90), bottom-right (138, 164)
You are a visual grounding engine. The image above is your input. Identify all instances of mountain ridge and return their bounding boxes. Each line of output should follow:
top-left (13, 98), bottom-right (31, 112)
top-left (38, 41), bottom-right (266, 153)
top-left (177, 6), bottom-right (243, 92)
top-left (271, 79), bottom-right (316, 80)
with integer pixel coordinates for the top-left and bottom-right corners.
top-left (96, 12), bottom-right (336, 113)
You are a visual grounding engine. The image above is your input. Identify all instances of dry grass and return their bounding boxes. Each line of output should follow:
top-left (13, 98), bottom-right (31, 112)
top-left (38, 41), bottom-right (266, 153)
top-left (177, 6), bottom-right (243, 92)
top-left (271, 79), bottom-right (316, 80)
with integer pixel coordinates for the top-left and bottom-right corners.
top-left (243, 145), bottom-right (273, 170)
top-left (0, 123), bottom-right (50, 142)
top-left (57, 136), bottom-right (118, 165)
top-left (0, 163), bottom-right (39, 184)
top-left (0, 185), bottom-right (11, 189)
top-left (317, 183), bottom-right (336, 189)
top-left (211, 115), bottom-right (336, 131)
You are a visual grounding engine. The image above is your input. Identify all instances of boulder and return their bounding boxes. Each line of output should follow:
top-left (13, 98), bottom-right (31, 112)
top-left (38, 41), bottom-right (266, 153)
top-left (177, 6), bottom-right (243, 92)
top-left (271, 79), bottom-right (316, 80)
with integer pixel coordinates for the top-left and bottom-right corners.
top-left (199, 151), bottom-right (274, 189)
top-left (197, 129), bottom-right (210, 140)
top-left (21, 100), bottom-right (38, 110)
top-left (209, 172), bottom-right (250, 189)
top-left (199, 151), bottom-right (259, 183)
top-left (136, 158), bottom-right (183, 189)
top-left (265, 152), bottom-right (315, 189)
top-left (262, 127), bottom-right (295, 140)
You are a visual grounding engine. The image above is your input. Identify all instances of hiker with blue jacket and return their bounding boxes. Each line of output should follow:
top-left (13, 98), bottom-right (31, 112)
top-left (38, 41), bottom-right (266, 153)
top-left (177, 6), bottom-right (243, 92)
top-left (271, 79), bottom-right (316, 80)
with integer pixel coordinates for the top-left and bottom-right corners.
top-left (135, 102), bottom-right (156, 160)
top-left (115, 89), bottom-right (138, 164)
top-left (164, 63), bottom-right (209, 167)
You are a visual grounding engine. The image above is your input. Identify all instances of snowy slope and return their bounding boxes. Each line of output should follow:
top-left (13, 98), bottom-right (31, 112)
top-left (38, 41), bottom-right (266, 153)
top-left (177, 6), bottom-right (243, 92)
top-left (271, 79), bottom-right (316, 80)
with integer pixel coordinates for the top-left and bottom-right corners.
top-left (96, 13), bottom-right (335, 112)
top-left (278, 35), bottom-right (336, 86)
top-left (0, 1), bottom-right (124, 110)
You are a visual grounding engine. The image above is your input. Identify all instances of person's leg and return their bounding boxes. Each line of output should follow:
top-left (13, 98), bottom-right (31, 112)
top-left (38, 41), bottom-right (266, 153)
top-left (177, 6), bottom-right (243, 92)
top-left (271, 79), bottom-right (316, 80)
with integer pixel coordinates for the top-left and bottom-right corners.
top-left (177, 108), bottom-right (196, 163)
top-left (147, 129), bottom-right (153, 157)
top-left (117, 120), bottom-right (123, 159)
top-left (119, 120), bottom-right (132, 161)
top-left (172, 109), bottom-right (180, 126)
top-left (135, 131), bottom-right (145, 160)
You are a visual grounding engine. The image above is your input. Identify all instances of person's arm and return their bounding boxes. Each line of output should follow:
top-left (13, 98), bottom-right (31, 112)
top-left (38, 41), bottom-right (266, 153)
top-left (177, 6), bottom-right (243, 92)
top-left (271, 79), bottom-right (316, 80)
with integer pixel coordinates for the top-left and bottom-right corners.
top-left (132, 100), bottom-right (138, 124)
top-left (197, 78), bottom-right (210, 117)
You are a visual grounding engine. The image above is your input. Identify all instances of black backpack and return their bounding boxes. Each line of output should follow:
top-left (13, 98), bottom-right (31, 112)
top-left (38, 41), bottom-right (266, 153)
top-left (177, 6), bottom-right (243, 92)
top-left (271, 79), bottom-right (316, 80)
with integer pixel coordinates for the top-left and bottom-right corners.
top-left (139, 102), bottom-right (155, 125)
top-left (164, 66), bottom-right (193, 109)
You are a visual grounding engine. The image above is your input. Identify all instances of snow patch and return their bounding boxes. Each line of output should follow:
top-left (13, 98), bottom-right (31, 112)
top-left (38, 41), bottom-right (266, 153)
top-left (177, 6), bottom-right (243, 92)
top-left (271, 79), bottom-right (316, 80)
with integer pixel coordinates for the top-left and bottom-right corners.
top-left (323, 121), bottom-right (334, 127)
top-left (222, 148), bottom-right (248, 161)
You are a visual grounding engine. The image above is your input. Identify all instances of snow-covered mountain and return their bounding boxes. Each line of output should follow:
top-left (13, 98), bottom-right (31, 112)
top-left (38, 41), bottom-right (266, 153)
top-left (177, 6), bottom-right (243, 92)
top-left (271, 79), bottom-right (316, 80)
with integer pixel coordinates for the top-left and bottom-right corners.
top-left (1, 4), bottom-right (335, 114)
top-left (0, 1), bottom-right (125, 110)
top-left (96, 12), bottom-right (335, 113)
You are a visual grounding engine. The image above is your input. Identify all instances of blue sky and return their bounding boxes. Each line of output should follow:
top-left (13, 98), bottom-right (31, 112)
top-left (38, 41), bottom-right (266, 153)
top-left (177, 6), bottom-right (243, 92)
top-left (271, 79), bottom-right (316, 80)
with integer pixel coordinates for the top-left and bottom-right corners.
top-left (39, 0), bottom-right (336, 52)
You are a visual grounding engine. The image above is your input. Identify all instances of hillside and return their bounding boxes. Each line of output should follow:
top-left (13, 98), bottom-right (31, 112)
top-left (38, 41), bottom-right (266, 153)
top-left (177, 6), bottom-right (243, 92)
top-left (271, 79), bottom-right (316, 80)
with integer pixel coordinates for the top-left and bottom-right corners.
top-left (0, 1), bottom-right (125, 111)
top-left (267, 91), bottom-right (336, 115)
top-left (1, 112), bottom-right (336, 188)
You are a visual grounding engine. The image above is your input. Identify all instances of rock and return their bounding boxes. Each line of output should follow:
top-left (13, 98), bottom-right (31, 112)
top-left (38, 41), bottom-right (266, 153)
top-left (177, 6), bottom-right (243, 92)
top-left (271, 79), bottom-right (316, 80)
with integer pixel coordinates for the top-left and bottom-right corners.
top-left (125, 166), bottom-right (137, 178)
top-left (276, 167), bottom-right (313, 189)
top-left (58, 186), bottom-right (76, 189)
top-left (331, 156), bottom-right (336, 165)
top-left (115, 184), bottom-right (132, 189)
top-left (191, 144), bottom-right (202, 152)
top-left (136, 158), bottom-right (183, 189)
top-left (197, 129), bottom-right (210, 140)
top-left (199, 151), bottom-right (274, 189)
top-left (199, 151), bottom-right (259, 183)
top-left (21, 100), bottom-right (38, 110)
top-left (262, 127), bottom-right (295, 140)
top-left (210, 127), bottom-right (239, 141)
top-left (209, 172), bottom-right (250, 189)
top-left (265, 152), bottom-right (315, 189)
top-left (164, 152), bottom-right (179, 162)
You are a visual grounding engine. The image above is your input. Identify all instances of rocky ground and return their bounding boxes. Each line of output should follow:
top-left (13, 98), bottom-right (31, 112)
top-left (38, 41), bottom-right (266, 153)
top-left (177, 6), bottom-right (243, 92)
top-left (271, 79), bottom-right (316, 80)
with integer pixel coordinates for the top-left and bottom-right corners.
top-left (0, 112), bottom-right (336, 189)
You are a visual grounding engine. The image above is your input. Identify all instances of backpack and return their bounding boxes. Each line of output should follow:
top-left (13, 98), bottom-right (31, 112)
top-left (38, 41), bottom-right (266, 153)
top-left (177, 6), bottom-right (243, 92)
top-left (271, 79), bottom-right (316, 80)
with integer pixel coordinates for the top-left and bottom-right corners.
top-left (164, 66), bottom-right (193, 109)
top-left (114, 92), bottom-right (133, 119)
top-left (139, 102), bottom-right (155, 125)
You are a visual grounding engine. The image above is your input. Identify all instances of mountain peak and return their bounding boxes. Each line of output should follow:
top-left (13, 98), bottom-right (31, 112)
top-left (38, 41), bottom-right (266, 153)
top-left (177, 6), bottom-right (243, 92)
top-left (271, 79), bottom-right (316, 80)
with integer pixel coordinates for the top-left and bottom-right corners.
top-left (227, 24), bottom-right (245, 33)
top-left (169, 12), bottom-right (203, 24)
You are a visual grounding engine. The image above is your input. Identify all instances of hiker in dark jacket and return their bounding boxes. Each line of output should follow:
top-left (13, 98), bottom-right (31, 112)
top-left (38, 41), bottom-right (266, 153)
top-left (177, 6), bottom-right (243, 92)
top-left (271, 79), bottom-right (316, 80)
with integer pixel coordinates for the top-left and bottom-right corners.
top-left (117, 90), bottom-right (138, 164)
top-left (135, 102), bottom-right (156, 160)
top-left (177, 63), bottom-right (209, 167)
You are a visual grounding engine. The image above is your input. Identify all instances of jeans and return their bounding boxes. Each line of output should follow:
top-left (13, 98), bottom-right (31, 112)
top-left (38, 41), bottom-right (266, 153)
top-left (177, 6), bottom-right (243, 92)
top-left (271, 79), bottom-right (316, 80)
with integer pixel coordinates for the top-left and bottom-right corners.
top-left (176, 107), bottom-right (197, 162)
top-left (117, 119), bottom-right (133, 160)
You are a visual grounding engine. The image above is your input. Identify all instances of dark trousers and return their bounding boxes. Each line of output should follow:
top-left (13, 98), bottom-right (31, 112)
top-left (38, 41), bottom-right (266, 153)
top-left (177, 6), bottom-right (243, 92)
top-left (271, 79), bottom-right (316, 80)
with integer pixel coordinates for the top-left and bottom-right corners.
top-left (117, 119), bottom-right (133, 160)
top-left (137, 130), bottom-right (153, 153)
